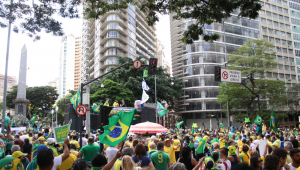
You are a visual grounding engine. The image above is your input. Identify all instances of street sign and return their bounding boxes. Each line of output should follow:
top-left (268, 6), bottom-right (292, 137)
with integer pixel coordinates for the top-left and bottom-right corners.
top-left (133, 60), bottom-right (142, 69)
top-left (221, 69), bottom-right (241, 83)
top-left (76, 105), bottom-right (87, 116)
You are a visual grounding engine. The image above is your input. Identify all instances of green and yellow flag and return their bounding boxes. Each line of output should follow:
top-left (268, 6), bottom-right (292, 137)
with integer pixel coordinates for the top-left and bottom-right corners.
top-left (157, 101), bottom-right (167, 116)
top-left (220, 123), bottom-right (225, 128)
top-left (270, 108), bottom-right (277, 133)
top-left (245, 118), bottom-right (251, 123)
top-left (143, 70), bottom-right (148, 77)
top-left (70, 89), bottom-right (81, 111)
top-left (92, 104), bottom-right (100, 113)
top-left (175, 121), bottom-right (184, 128)
top-left (29, 113), bottom-right (37, 123)
top-left (98, 109), bottom-right (135, 147)
top-left (254, 115), bottom-right (262, 125)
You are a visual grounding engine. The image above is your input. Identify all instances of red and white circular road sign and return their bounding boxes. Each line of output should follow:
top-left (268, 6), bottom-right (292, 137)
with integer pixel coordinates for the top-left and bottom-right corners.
top-left (76, 105), bottom-right (87, 116)
top-left (222, 71), bottom-right (228, 80)
top-left (133, 60), bottom-right (142, 69)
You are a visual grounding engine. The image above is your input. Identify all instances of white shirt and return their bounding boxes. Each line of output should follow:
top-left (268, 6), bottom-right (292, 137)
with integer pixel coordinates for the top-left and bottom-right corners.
top-left (52, 156), bottom-right (62, 170)
top-left (20, 135), bottom-right (28, 141)
top-left (106, 147), bottom-right (119, 170)
top-left (78, 137), bottom-right (87, 146)
top-left (216, 163), bottom-right (226, 170)
top-left (289, 163), bottom-right (298, 170)
top-left (223, 160), bottom-right (231, 170)
top-left (250, 143), bottom-right (257, 151)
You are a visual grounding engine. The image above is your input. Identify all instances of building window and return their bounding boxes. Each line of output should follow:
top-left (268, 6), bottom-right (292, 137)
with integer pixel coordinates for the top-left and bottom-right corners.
top-left (276, 38), bottom-right (281, 43)
top-left (272, 5), bottom-right (277, 10)
top-left (269, 37), bottom-right (274, 42)
top-left (266, 11), bottom-right (272, 16)
top-left (279, 15), bottom-right (284, 20)
top-left (278, 56), bottom-right (283, 61)
top-left (278, 64), bottom-right (283, 69)
top-left (273, 13), bottom-right (278, 18)
top-left (277, 47), bottom-right (282, 52)
top-left (265, 3), bottom-right (270, 8)
top-left (278, 7), bottom-right (283, 12)
top-left (268, 28), bottom-right (273, 33)
top-left (274, 21), bottom-right (279, 26)
top-left (267, 19), bottom-right (272, 25)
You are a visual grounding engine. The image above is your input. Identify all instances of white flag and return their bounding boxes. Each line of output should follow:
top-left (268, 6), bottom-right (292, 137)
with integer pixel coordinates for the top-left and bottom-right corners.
top-left (142, 79), bottom-right (150, 91)
top-left (141, 90), bottom-right (149, 104)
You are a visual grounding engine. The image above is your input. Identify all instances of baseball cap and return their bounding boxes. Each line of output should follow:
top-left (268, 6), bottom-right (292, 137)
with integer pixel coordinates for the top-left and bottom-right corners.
top-left (38, 137), bottom-right (45, 141)
top-left (242, 137), bottom-right (247, 142)
top-left (12, 151), bottom-right (27, 158)
top-left (47, 138), bottom-right (55, 145)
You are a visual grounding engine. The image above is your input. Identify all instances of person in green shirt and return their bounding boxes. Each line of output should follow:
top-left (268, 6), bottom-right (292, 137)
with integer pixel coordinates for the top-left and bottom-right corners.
top-left (150, 142), bottom-right (170, 170)
top-left (98, 100), bottom-right (103, 106)
top-left (210, 134), bottom-right (219, 152)
top-left (77, 137), bottom-right (100, 162)
top-left (195, 134), bottom-right (206, 161)
top-left (4, 113), bottom-right (11, 134)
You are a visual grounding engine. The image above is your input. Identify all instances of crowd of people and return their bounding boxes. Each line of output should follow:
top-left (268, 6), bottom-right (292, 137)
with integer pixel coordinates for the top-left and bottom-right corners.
top-left (0, 112), bottom-right (300, 170)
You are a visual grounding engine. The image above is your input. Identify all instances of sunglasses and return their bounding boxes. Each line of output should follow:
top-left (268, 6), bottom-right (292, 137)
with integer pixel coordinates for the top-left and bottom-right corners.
top-left (258, 160), bottom-right (263, 163)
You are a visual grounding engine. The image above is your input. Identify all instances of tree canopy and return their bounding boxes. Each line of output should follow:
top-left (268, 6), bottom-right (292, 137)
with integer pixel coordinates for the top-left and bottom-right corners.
top-left (217, 39), bottom-right (287, 119)
top-left (6, 86), bottom-right (58, 118)
top-left (55, 93), bottom-right (73, 125)
top-left (90, 79), bottom-right (135, 106)
top-left (103, 56), bottom-right (184, 109)
top-left (2, 0), bottom-right (261, 42)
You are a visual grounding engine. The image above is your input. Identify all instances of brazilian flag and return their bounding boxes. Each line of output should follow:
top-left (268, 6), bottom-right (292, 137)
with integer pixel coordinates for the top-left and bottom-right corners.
top-left (31, 144), bottom-right (41, 161)
top-left (220, 123), bottom-right (225, 129)
top-left (29, 113), bottom-right (37, 126)
top-left (98, 109), bottom-right (135, 147)
top-left (0, 157), bottom-right (23, 170)
top-left (70, 89), bottom-right (81, 111)
top-left (254, 115), bottom-right (262, 125)
top-left (92, 104), bottom-right (100, 113)
top-left (270, 108), bottom-right (277, 133)
top-left (157, 101), bottom-right (167, 116)
top-left (143, 70), bottom-right (148, 77)
top-left (175, 121), bottom-right (184, 128)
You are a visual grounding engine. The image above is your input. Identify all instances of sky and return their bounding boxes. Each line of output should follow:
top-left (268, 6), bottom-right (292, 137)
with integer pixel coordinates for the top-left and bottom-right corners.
top-left (0, 13), bottom-right (171, 87)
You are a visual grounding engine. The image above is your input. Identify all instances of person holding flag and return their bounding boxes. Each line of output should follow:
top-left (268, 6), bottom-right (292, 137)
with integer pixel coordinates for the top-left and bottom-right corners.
top-left (270, 108), bottom-right (278, 133)
top-left (70, 88), bottom-right (81, 111)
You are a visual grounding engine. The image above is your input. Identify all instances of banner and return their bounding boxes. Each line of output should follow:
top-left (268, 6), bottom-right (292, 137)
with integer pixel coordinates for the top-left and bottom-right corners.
top-left (141, 90), bottom-right (149, 104)
top-left (142, 79), bottom-right (150, 91)
top-left (53, 120), bottom-right (72, 144)
top-left (0, 127), bottom-right (26, 134)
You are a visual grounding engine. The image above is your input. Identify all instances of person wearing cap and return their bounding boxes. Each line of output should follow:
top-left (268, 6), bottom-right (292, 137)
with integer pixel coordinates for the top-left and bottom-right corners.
top-left (26, 138), bottom-right (70, 170)
top-left (151, 142), bottom-right (171, 170)
top-left (38, 136), bottom-right (45, 145)
top-left (228, 144), bottom-right (242, 166)
top-left (47, 138), bottom-right (59, 157)
top-left (164, 138), bottom-right (181, 163)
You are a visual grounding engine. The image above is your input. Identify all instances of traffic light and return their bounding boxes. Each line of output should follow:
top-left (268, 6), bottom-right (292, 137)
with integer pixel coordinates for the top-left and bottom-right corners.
top-left (215, 66), bottom-right (221, 81)
top-left (148, 58), bottom-right (158, 75)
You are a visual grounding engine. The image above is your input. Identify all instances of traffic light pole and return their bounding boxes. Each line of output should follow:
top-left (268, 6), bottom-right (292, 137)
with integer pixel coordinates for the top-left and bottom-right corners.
top-left (79, 62), bottom-right (149, 148)
top-left (155, 74), bottom-right (157, 124)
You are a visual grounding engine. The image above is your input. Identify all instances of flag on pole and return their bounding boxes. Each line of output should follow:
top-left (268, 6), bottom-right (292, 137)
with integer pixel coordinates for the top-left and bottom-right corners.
top-left (245, 118), bottom-right (251, 123)
top-left (142, 79), bottom-right (150, 91)
top-left (270, 108), bottom-right (277, 133)
top-left (143, 70), bottom-right (148, 77)
top-left (70, 89), bottom-right (81, 111)
top-left (141, 90), bottom-right (149, 104)
top-left (29, 113), bottom-right (37, 123)
top-left (254, 115), bottom-right (263, 125)
top-left (157, 101), bottom-right (167, 116)
top-left (98, 109), bottom-right (135, 147)
top-left (92, 104), bottom-right (100, 113)
top-left (220, 122), bottom-right (225, 128)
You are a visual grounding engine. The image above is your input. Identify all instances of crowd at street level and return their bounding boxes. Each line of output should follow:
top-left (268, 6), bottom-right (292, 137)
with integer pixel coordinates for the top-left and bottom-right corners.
top-left (0, 111), bottom-right (300, 170)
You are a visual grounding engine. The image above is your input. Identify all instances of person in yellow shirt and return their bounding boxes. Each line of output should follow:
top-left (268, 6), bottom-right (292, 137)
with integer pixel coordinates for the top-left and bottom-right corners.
top-left (219, 133), bottom-right (226, 148)
top-left (240, 145), bottom-right (250, 164)
top-left (70, 136), bottom-right (80, 151)
top-left (104, 99), bottom-right (110, 106)
top-left (164, 138), bottom-right (181, 163)
top-left (57, 144), bottom-right (77, 170)
top-left (173, 135), bottom-right (181, 161)
top-left (147, 136), bottom-right (156, 150)
top-left (237, 136), bottom-right (243, 151)
top-left (113, 100), bottom-right (119, 107)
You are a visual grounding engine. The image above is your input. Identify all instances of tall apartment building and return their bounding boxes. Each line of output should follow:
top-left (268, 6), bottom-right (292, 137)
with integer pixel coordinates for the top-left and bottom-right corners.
top-left (170, 9), bottom-right (260, 127)
top-left (58, 35), bottom-right (76, 99)
top-left (156, 40), bottom-right (171, 74)
top-left (81, 3), bottom-right (157, 82)
top-left (259, 0), bottom-right (297, 87)
top-left (75, 37), bottom-right (82, 91)
top-left (0, 74), bottom-right (17, 101)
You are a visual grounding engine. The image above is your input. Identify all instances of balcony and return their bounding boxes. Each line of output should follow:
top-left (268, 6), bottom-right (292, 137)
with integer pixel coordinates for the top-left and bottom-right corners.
top-left (136, 23), bottom-right (154, 43)
top-left (136, 33), bottom-right (155, 51)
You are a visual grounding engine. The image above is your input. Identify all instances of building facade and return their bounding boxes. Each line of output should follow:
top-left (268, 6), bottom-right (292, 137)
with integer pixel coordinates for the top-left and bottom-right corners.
top-left (75, 37), bottom-right (82, 91)
top-left (0, 74), bottom-right (17, 101)
top-left (48, 78), bottom-right (59, 90)
top-left (156, 39), bottom-right (171, 74)
top-left (81, 3), bottom-right (157, 83)
top-left (58, 35), bottom-right (76, 99)
top-left (170, 9), bottom-right (261, 127)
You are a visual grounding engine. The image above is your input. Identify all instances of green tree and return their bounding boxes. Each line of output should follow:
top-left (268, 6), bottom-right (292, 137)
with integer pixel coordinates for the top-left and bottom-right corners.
top-left (55, 93), bottom-right (73, 125)
top-left (90, 79), bottom-right (135, 106)
top-left (285, 84), bottom-right (300, 114)
top-left (217, 39), bottom-right (287, 119)
top-left (84, 0), bottom-right (261, 44)
top-left (103, 56), bottom-right (184, 110)
top-left (0, 0), bottom-right (80, 40)
top-left (6, 86), bottom-right (58, 118)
